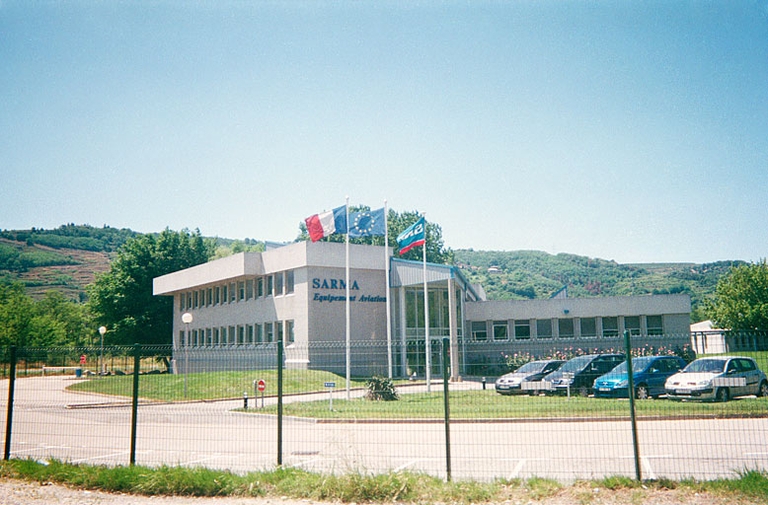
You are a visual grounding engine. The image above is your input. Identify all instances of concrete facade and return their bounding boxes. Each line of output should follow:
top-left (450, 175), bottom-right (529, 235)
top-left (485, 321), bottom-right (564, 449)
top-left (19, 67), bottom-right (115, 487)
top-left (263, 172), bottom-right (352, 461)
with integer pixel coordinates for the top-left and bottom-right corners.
top-left (153, 241), bottom-right (692, 377)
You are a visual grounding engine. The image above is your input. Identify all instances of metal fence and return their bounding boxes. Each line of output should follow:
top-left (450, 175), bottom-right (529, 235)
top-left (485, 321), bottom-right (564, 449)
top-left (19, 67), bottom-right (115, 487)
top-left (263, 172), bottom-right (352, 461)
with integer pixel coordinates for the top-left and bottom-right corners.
top-left (2, 334), bottom-right (767, 483)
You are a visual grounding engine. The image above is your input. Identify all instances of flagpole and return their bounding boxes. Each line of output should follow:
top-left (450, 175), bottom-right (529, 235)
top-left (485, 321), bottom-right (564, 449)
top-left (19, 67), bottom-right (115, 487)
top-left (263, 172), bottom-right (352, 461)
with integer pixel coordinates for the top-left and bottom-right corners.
top-left (384, 200), bottom-right (392, 379)
top-left (423, 213), bottom-right (430, 393)
top-left (345, 196), bottom-right (351, 400)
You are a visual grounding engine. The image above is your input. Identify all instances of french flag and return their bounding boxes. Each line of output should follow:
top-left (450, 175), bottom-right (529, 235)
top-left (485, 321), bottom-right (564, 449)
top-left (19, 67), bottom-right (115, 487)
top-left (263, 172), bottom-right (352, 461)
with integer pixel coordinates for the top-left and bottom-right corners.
top-left (305, 205), bottom-right (347, 242)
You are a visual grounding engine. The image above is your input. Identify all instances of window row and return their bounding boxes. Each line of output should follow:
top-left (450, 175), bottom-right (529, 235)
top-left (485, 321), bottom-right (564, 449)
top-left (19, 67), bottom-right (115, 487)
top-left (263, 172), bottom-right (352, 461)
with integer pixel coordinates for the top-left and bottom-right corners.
top-left (178, 320), bottom-right (295, 347)
top-left (179, 271), bottom-right (295, 311)
top-left (470, 315), bottom-right (664, 341)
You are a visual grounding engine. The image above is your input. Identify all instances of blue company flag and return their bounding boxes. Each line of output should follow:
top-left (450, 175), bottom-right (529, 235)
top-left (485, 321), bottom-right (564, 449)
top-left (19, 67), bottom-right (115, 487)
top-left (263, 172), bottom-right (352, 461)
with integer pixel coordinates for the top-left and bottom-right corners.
top-left (348, 207), bottom-right (386, 238)
top-left (396, 216), bottom-right (426, 255)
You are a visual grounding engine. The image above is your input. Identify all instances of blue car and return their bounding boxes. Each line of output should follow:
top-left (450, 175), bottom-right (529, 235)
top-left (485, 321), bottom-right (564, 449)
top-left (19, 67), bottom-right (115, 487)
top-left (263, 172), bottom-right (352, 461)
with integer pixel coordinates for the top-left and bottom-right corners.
top-left (593, 355), bottom-right (686, 399)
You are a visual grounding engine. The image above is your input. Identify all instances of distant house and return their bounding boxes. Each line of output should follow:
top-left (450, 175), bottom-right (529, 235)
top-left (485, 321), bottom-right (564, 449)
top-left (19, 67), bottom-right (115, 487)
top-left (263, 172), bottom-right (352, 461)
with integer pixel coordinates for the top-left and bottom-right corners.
top-left (690, 320), bottom-right (727, 354)
top-left (487, 265), bottom-right (501, 274)
top-left (690, 320), bottom-right (768, 354)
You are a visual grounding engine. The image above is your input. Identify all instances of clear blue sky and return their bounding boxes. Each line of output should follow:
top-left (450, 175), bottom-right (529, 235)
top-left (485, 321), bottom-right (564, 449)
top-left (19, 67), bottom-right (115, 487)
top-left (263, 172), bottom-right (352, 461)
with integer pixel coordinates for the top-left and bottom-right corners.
top-left (2, 1), bottom-right (767, 264)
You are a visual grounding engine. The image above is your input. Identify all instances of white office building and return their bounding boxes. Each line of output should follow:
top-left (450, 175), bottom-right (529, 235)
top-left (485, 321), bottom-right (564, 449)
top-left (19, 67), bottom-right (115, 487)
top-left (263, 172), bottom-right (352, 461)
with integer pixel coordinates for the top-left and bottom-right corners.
top-left (153, 241), bottom-right (691, 378)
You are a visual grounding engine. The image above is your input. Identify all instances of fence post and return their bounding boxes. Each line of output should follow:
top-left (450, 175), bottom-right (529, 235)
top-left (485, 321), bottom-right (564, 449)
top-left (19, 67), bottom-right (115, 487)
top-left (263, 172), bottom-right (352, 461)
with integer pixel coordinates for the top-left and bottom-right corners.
top-left (277, 337), bottom-right (283, 467)
top-left (442, 337), bottom-right (452, 481)
top-left (3, 346), bottom-right (17, 461)
top-left (129, 343), bottom-right (141, 466)
top-left (624, 330), bottom-right (642, 481)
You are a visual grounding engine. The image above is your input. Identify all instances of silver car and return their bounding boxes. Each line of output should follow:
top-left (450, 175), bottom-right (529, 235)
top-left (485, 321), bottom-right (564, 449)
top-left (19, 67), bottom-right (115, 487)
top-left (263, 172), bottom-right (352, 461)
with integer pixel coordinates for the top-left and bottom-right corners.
top-left (665, 356), bottom-right (768, 402)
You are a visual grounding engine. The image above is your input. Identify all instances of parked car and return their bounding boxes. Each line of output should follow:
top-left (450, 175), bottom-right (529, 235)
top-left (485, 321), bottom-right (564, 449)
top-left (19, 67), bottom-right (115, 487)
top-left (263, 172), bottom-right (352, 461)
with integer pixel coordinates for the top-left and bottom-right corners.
top-left (593, 355), bottom-right (686, 399)
top-left (495, 359), bottom-right (564, 395)
top-left (665, 356), bottom-right (768, 402)
top-left (543, 353), bottom-right (624, 396)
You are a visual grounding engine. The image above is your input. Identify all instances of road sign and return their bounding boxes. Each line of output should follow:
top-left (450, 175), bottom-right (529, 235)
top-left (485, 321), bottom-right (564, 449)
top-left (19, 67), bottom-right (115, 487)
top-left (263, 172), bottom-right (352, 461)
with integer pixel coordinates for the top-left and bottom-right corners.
top-left (324, 382), bottom-right (336, 388)
top-left (257, 379), bottom-right (266, 392)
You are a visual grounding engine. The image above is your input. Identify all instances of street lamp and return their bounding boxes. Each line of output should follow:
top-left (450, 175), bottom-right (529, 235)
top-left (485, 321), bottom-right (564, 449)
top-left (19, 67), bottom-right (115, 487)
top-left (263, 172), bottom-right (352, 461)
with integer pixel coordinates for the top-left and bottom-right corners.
top-left (181, 312), bottom-right (193, 398)
top-left (98, 326), bottom-right (107, 376)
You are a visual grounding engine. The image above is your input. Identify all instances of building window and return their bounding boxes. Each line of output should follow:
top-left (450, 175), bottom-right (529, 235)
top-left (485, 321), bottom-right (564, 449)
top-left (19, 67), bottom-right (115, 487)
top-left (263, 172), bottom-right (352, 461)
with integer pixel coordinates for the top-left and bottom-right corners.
top-left (186, 292), bottom-right (192, 310)
top-left (625, 316), bottom-right (641, 336)
top-left (493, 321), bottom-right (508, 341)
top-left (257, 277), bottom-right (264, 297)
top-left (247, 325), bottom-right (254, 344)
top-left (246, 280), bottom-right (253, 300)
top-left (603, 317), bottom-right (619, 337)
top-left (207, 288), bottom-right (213, 306)
top-left (471, 321), bottom-right (487, 341)
top-left (646, 315), bottom-right (663, 335)
top-left (214, 286), bottom-right (220, 305)
top-left (580, 317), bottom-right (597, 338)
top-left (238, 281), bottom-right (245, 301)
top-left (179, 293), bottom-right (185, 311)
top-left (255, 323), bottom-right (263, 344)
top-left (193, 291), bottom-right (199, 309)
top-left (213, 327), bottom-right (220, 345)
top-left (229, 283), bottom-right (236, 303)
top-left (276, 320), bottom-right (284, 342)
top-left (285, 270), bottom-right (294, 294)
top-left (286, 320), bottom-right (295, 344)
top-left (206, 328), bottom-right (212, 346)
top-left (275, 272), bottom-right (284, 296)
top-left (514, 320), bottom-right (531, 340)
top-left (267, 275), bottom-right (274, 296)
top-left (228, 326), bottom-right (236, 345)
top-left (559, 318), bottom-right (574, 338)
top-left (265, 322), bottom-right (273, 343)
top-left (221, 285), bottom-right (228, 304)
top-left (537, 319), bottom-right (553, 339)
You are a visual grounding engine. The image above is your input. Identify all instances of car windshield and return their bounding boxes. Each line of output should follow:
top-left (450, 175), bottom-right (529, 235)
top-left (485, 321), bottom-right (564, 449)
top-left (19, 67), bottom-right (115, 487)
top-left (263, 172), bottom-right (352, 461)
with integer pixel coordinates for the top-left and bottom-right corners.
top-left (684, 359), bottom-right (726, 374)
top-left (514, 361), bottom-right (547, 373)
top-left (610, 356), bottom-right (654, 374)
top-left (558, 355), bottom-right (593, 373)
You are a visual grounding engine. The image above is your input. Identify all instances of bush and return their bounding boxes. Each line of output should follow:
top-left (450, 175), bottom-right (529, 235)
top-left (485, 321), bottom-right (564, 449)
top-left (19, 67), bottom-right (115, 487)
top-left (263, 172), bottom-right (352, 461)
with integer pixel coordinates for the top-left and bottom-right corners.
top-left (365, 376), bottom-right (399, 401)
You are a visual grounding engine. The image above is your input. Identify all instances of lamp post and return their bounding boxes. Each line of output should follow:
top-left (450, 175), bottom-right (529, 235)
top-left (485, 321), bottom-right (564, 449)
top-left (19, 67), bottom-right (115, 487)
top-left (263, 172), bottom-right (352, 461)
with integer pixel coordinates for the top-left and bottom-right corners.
top-left (181, 312), bottom-right (193, 398)
top-left (98, 326), bottom-right (107, 376)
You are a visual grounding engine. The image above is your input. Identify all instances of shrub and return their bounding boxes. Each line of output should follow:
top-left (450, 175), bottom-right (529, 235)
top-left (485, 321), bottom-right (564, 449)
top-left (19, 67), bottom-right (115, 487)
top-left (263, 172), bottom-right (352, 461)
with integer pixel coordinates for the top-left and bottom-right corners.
top-left (365, 376), bottom-right (399, 401)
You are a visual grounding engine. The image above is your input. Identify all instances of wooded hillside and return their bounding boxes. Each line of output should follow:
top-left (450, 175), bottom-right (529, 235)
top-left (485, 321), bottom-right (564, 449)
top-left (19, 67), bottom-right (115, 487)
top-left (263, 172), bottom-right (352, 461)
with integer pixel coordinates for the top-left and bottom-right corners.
top-left (0, 224), bottom-right (744, 321)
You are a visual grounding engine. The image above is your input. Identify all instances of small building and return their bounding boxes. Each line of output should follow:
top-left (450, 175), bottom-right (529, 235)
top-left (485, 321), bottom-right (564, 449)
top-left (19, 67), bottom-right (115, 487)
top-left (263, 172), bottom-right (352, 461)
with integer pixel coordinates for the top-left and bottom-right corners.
top-left (690, 320), bottom-right (727, 354)
top-left (153, 241), bottom-right (691, 378)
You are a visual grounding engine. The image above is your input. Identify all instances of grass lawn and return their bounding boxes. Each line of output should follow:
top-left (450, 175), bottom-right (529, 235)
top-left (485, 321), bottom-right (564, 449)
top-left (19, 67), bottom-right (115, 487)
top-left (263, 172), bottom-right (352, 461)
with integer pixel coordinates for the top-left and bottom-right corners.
top-left (68, 369), bottom-right (768, 420)
top-left (254, 388), bottom-right (768, 420)
top-left (66, 369), bottom-right (367, 401)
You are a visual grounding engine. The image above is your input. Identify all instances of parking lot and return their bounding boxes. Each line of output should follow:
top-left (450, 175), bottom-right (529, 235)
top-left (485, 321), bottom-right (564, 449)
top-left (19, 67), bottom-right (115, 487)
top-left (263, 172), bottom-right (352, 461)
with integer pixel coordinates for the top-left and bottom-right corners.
top-left (3, 376), bottom-right (768, 482)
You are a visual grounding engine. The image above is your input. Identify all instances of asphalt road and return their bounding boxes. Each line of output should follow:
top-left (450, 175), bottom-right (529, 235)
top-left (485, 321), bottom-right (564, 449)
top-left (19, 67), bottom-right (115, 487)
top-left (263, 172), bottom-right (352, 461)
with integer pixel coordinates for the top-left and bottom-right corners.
top-left (2, 377), bottom-right (767, 482)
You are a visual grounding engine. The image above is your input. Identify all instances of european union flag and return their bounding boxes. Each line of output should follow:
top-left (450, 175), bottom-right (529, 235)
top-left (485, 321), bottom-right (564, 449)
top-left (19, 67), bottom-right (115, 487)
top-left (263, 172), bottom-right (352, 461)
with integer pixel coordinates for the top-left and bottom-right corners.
top-left (348, 208), bottom-right (386, 238)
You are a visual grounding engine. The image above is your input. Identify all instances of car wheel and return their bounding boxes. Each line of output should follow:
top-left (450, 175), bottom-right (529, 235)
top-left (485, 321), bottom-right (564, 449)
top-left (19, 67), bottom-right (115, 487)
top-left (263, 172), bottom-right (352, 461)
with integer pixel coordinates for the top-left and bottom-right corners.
top-left (635, 384), bottom-right (650, 400)
top-left (758, 381), bottom-right (768, 398)
top-left (715, 387), bottom-right (730, 403)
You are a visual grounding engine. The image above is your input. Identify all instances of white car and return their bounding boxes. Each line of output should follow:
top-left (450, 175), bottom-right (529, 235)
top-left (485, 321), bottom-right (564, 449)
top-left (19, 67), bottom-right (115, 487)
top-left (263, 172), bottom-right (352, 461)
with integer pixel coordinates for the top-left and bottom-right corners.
top-left (665, 356), bottom-right (768, 402)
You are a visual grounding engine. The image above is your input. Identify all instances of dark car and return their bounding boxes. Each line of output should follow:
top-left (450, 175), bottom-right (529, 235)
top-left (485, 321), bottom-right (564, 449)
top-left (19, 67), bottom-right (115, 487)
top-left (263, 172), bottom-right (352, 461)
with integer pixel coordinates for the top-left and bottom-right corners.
top-left (593, 355), bottom-right (686, 399)
top-left (543, 353), bottom-right (624, 396)
top-left (495, 359), bottom-right (565, 395)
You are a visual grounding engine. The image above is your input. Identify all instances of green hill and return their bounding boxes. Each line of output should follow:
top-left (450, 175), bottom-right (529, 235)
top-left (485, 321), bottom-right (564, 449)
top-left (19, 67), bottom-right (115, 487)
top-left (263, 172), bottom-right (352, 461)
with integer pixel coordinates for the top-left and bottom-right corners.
top-left (0, 224), bottom-right (138, 300)
top-left (0, 225), bottom-right (742, 320)
top-left (454, 249), bottom-right (743, 321)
